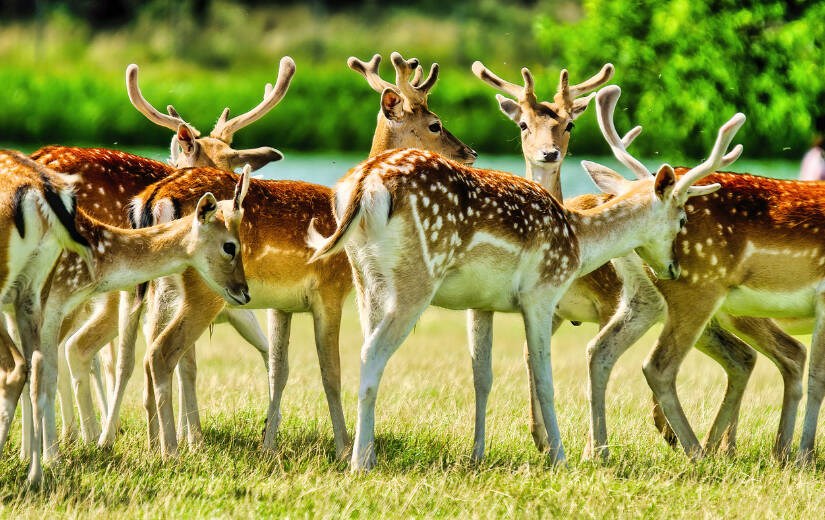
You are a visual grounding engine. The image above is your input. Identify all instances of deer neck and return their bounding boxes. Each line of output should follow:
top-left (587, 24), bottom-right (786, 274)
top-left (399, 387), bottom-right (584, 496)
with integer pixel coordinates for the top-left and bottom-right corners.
top-left (368, 113), bottom-right (396, 157)
top-left (563, 191), bottom-right (654, 276)
top-left (526, 160), bottom-right (562, 201)
top-left (77, 213), bottom-right (194, 292)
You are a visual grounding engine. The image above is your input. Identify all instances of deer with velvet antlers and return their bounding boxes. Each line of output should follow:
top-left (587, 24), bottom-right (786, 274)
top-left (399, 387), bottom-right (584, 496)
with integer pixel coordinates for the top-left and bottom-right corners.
top-left (307, 85), bottom-right (744, 470)
top-left (131, 52), bottom-right (475, 460)
top-left (25, 58), bottom-right (295, 449)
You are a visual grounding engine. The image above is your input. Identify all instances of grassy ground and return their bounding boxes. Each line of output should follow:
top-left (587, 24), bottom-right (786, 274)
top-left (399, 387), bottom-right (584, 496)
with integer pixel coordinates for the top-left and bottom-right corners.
top-left (1, 304), bottom-right (824, 517)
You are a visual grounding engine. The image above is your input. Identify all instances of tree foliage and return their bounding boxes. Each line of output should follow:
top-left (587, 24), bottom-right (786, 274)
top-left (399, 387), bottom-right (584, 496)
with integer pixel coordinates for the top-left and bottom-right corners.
top-left (536, 0), bottom-right (825, 159)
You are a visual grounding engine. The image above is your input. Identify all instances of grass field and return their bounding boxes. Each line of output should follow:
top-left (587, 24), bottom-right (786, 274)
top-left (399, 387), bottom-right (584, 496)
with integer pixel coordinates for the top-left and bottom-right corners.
top-left (1, 303), bottom-right (824, 517)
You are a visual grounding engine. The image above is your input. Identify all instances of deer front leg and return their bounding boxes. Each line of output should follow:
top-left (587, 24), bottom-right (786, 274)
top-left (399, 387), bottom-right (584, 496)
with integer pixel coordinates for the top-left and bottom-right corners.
top-left (717, 314), bottom-right (805, 461)
top-left (585, 290), bottom-right (662, 462)
top-left (222, 308), bottom-right (269, 371)
top-left (312, 302), bottom-right (350, 460)
top-left (100, 291), bottom-right (143, 448)
top-left (526, 314), bottom-right (563, 453)
top-left (263, 309), bottom-right (292, 451)
top-left (798, 293), bottom-right (825, 466)
top-left (522, 295), bottom-right (565, 466)
top-left (692, 319), bottom-right (756, 456)
top-left (0, 325), bottom-right (26, 451)
top-left (642, 289), bottom-right (723, 459)
top-left (468, 309), bottom-right (493, 463)
top-left (176, 345), bottom-right (202, 447)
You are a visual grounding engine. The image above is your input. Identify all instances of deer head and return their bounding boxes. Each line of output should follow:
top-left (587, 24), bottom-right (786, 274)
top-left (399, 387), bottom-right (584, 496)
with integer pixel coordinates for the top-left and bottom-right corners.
top-left (126, 57), bottom-right (295, 171)
top-left (188, 165), bottom-right (252, 305)
top-left (472, 61), bottom-right (613, 195)
top-left (349, 52), bottom-right (477, 164)
top-left (580, 85), bottom-right (744, 279)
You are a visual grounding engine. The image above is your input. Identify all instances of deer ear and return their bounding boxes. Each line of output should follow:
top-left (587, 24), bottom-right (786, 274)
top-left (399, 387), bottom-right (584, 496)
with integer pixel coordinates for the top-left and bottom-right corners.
top-left (380, 88), bottom-right (405, 121)
top-left (227, 146), bottom-right (283, 171)
top-left (582, 160), bottom-right (629, 195)
top-left (195, 192), bottom-right (219, 225)
top-left (495, 94), bottom-right (522, 122)
top-left (176, 124), bottom-right (197, 155)
top-left (654, 164), bottom-right (677, 201)
top-left (570, 92), bottom-right (596, 120)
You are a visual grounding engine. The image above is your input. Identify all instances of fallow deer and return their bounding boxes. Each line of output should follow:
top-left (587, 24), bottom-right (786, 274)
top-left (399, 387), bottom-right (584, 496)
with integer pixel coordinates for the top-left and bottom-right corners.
top-left (133, 52), bottom-right (476, 460)
top-left (473, 62), bottom-right (804, 461)
top-left (26, 56), bottom-right (295, 448)
top-left (0, 151), bottom-right (96, 484)
top-left (306, 86), bottom-right (744, 470)
top-left (19, 168), bottom-right (251, 485)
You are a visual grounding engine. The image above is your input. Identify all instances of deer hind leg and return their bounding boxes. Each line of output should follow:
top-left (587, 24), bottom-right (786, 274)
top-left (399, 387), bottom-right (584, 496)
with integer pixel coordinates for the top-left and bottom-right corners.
top-left (100, 291), bottom-right (143, 448)
top-left (263, 309), bottom-right (292, 451)
top-left (0, 323), bottom-right (26, 451)
top-left (715, 314), bottom-right (804, 460)
top-left (312, 300), bottom-right (350, 460)
top-left (584, 288), bottom-right (664, 462)
top-left (798, 292), bottom-right (825, 466)
top-left (222, 308), bottom-right (269, 371)
top-left (643, 288), bottom-right (723, 459)
top-left (690, 319), bottom-right (756, 456)
top-left (468, 309), bottom-right (494, 463)
top-left (65, 295), bottom-right (120, 443)
top-left (351, 276), bottom-right (433, 472)
top-left (147, 279), bottom-right (223, 459)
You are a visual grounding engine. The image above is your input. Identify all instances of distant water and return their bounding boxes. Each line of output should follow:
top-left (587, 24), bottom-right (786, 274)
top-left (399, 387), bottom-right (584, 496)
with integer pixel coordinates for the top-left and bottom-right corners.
top-left (12, 145), bottom-right (803, 199)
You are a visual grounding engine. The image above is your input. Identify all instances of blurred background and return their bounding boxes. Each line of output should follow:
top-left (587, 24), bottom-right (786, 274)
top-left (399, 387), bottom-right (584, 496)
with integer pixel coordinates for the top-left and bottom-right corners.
top-left (1, 0), bottom-right (823, 186)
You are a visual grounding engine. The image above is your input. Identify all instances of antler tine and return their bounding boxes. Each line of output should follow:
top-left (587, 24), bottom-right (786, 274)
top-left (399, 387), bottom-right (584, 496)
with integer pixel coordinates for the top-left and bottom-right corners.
top-left (410, 65), bottom-right (423, 86)
top-left (390, 52), bottom-right (426, 104)
top-left (675, 113), bottom-right (746, 193)
top-left (595, 85), bottom-right (651, 179)
top-left (568, 63), bottom-right (615, 99)
top-left (414, 62), bottom-right (439, 95)
top-left (126, 64), bottom-right (186, 131)
top-left (471, 60), bottom-right (526, 101)
top-left (555, 68), bottom-right (571, 107)
top-left (348, 53), bottom-right (396, 94)
top-left (233, 164), bottom-right (252, 211)
top-left (211, 56), bottom-right (296, 141)
top-left (621, 125), bottom-right (642, 148)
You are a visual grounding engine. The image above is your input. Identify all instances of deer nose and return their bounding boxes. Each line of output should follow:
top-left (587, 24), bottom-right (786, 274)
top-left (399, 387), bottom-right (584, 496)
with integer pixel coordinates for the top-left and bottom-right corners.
top-left (542, 150), bottom-right (560, 162)
top-left (667, 261), bottom-right (681, 280)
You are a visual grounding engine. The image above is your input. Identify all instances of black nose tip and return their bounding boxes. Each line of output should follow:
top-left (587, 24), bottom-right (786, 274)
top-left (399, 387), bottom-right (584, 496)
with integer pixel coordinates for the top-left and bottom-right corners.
top-left (543, 150), bottom-right (560, 162)
top-left (241, 286), bottom-right (250, 304)
top-left (469, 149), bottom-right (478, 158)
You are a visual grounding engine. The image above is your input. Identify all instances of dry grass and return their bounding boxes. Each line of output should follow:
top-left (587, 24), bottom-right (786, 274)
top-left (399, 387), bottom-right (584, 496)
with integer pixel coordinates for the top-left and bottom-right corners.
top-left (1, 303), bottom-right (824, 517)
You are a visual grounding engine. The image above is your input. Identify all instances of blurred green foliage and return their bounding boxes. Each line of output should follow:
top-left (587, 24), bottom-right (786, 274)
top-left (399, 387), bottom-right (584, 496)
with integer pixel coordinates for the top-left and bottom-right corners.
top-left (537, 0), bottom-right (825, 159)
top-left (0, 0), bottom-right (822, 160)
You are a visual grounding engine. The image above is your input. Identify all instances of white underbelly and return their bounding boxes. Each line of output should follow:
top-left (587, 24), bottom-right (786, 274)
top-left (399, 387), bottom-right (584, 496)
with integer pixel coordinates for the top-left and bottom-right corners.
top-left (433, 267), bottom-right (519, 312)
top-left (244, 279), bottom-right (312, 312)
top-left (722, 285), bottom-right (816, 318)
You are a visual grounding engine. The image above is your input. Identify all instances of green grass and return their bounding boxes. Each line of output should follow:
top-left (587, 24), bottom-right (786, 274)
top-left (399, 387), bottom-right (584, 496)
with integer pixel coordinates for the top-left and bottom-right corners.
top-left (2, 304), bottom-right (824, 517)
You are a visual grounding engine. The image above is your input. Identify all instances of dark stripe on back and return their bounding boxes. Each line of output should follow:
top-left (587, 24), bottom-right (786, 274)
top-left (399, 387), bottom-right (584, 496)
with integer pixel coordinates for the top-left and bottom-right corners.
top-left (38, 171), bottom-right (91, 248)
top-left (11, 185), bottom-right (29, 238)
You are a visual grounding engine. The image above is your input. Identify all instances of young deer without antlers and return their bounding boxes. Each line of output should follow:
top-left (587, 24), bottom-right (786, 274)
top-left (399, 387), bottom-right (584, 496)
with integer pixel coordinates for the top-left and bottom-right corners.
top-left (18, 169), bottom-right (250, 485)
top-left (472, 61), bottom-right (799, 461)
top-left (26, 56), bottom-right (294, 448)
top-left (307, 86), bottom-right (743, 470)
top-left (131, 51), bottom-right (476, 460)
top-left (0, 151), bottom-right (94, 484)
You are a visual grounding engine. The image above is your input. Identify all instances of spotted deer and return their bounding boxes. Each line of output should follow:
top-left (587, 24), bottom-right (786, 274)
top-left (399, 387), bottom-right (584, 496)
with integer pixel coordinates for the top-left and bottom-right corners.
top-left (132, 52), bottom-right (476, 459)
top-left (19, 168), bottom-right (250, 485)
top-left (307, 86), bottom-right (744, 470)
top-left (24, 57), bottom-right (295, 448)
top-left (473, 62), bottom-right (805, 461)
top-left (0, 151), bottom-right (95, 484)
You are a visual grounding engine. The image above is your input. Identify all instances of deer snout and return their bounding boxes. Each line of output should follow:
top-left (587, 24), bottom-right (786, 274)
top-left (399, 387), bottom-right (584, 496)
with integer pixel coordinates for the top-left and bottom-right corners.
top-left (666, 261), bottom-right (681, 280)
top-left (462, 147), bottom-right (478, 165)
top-left (537, 149), bottom-right (561, 163)
top-left (227, 284), bottom-right (251, 305)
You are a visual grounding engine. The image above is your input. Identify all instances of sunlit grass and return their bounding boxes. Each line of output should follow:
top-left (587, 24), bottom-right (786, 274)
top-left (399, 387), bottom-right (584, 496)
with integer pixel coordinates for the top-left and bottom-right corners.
top-left (2, 302), bottom-right (824, 517)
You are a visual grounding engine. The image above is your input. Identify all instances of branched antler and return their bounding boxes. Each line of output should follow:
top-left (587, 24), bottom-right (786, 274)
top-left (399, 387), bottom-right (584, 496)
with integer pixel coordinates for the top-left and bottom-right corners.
top-left (126, 64), bottom-right (194, 133)
top-left (472, 61), bottom-right (536, 105)
top-left (349, 52), bottom-right (438, 107)
top-left (674, 113), bottom-right (745, 197)
top-left (594, 85), bottom-right (651, 180)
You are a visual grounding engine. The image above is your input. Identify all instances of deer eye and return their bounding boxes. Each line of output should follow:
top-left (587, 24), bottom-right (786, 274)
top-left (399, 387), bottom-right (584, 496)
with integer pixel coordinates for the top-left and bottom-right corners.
top-left (519, 121), bottom-right (528, 131)
top-left (223, 242), bottom-right (236, 258)
top-left (428, 122), bottom-right (441, 133)
top-left (565, 122), bottom-right (574, 132)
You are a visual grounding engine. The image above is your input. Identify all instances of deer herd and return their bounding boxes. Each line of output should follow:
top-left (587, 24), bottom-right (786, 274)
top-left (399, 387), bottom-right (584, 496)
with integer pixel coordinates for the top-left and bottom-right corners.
top-left (0, 51), bottom-right (823, 485)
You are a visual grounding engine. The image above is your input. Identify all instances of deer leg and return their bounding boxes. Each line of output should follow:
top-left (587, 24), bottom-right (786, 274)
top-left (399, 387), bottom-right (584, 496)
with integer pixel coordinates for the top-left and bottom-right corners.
top-left (585, 288), bottom-right (664, 462)
top-left (312, 302), bottom-right (349, 460)
top-left (65, 296), bottom-right (120, 443)
top-left (643, 289), bottom-right (723, 459)
top-left (26, 351), bottom-right (44, 485)
top-left (147, 278), bottom-right (223, 459)
top-left (263, 309), bottom-right (292, 451)
top-left (100, 291), bottom-right (143, 448)
top-left (522, 295), bottom-right (566, 466)
top-left (526, 314), bottom-right (563, 453)
top-left (0, 324), bottom-right (26, 451)
top-left (691, 319), bottom-right (756, 456)
top-left (222, 308), bottom-right (269, 371)
top-left (718, 315), bottom-right (806, 461)
top-left (798, 293), bottom-right (825, 466)
top-left (176, 345), bottom-right (202, 447)
top-left (468, 309), bottom-right (493, 463)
